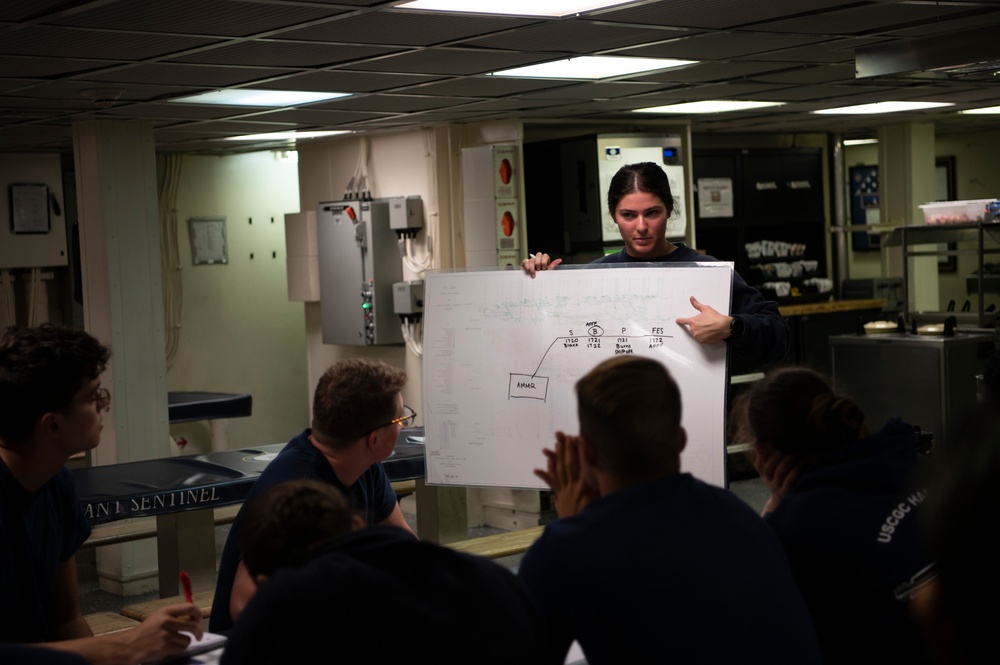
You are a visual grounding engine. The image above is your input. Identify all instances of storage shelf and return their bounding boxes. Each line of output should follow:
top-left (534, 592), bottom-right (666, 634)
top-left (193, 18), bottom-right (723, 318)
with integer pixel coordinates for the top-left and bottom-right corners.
top-left (966, 274), bottom-right (1000, 294)
top-left (884, 222), bottom-right (1000, 246)
top-left (889, 221), bottom-right (1000, 328)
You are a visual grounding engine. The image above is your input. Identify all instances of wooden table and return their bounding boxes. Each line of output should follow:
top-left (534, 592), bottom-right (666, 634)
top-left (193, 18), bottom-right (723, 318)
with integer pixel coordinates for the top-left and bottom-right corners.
top-left (778, 298), bottom-right (889, 373)
top-left (778, 297), bottom-right (887, 318)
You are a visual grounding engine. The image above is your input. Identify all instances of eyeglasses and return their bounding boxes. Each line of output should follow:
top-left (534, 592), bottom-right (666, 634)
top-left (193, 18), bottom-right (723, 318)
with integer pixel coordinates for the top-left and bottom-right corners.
top-left (74, 387), bottom-right (111, 413)
top-left (371, 405), bottom-right (417, 432)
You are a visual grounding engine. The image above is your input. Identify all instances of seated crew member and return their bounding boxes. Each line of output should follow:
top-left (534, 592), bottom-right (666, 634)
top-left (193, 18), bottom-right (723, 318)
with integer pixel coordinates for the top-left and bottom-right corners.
top-left (220, 478), bottom-right (546, 665)
top-left (521, 161), bottom-right (788, 369)
top-left (210, 357), bottom-right (417, 632)
top-left (517, 356), bottom-right (821, 665)
top-left (732, 365), bottom-right (935, 664)
top-left (0, 324), bottom-right (202, 664)
top-left (913, 406), bottom-right (1000, 665)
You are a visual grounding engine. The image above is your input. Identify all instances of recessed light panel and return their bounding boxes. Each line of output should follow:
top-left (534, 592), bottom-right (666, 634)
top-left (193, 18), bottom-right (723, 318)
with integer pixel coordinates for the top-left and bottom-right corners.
top-left (632, 100), bottom-right (784, 114)
top-left (960, 106), bottom-right (1000, 114)
top-left (492, 56), bottom-right (696, 80)
top-left (397, 0), bottom-right (635, 17)
top-left (170, 90), bottom-right (350, 107)
top-left (813, 101), bottom-right (953, 115)
top-left (843, 138), bottom-right (878, 145)
top-left (225, 131), bottom-right (351, 141)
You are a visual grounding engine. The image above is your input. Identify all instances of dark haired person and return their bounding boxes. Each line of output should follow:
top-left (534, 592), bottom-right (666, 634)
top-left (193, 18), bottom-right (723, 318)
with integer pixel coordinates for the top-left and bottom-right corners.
top-left (518, 356), bottom-right (820, 665)
top-left (914, 406), bottom-right (1000, 664)
top-left (733, 365), bottom-right (934, 664)
top-left (210, 357), bottom-right (416, 632)
top-left (0, 324), bottom-right (202, 664)
top-left (522, 161), bottom-right (788, 367)
top-left (221, 478), bottom-right (546, 665)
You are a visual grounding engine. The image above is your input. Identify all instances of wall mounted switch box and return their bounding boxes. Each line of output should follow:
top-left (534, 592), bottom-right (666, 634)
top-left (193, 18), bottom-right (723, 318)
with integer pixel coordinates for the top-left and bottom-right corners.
top-left (388, 195), bottom-right (424, 231)
top-left (393, 280), bottom-right (424, 316)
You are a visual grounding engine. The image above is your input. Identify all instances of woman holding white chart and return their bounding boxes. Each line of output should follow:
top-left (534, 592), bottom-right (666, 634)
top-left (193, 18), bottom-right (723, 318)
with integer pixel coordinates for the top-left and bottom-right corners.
top-left (521, 161), bottom-right (788, 367)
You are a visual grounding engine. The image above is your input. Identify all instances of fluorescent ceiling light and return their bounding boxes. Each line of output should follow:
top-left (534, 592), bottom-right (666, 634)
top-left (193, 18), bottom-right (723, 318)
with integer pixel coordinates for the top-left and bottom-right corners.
top-left (813, 101), bottom-right (953, 115)
top-left (396, 0), bottom-right (634, 17)
top-left (170, 89), bottom-right (349, 107)
top-left (960, 105), bottom-right (1000, 114)
top-left (632, 100), bottom-right (784, 114)
top-left (843, 138), bottom-right (878, 146)
top-left (491, 56), bottom-right (696, 79)
top-left (225, 130), bottom-right (351, 141)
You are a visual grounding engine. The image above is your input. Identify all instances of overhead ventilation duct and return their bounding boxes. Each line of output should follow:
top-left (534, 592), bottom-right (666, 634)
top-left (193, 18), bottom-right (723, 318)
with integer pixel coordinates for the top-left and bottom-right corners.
top-left (855, 27), bottom-right (1000, 81)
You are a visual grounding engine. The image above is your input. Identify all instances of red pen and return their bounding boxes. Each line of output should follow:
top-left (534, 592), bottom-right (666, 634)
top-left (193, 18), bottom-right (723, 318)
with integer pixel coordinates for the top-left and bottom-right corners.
top-left (180, 570), bottom-right (193, 604)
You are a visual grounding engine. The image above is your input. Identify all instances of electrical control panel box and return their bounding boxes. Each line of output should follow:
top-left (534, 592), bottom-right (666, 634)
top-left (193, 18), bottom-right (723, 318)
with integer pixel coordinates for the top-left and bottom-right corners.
top-left (392, 280), bottom-right (424, 316)
top-left (388, 195), bottom-right (424, 231)
top-left (316, 198), bottom-right (403, 346)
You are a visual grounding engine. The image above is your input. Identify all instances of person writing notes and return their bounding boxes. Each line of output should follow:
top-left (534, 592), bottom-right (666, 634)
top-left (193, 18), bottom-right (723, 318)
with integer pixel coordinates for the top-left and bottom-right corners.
top-left (0, 325), bottom-right (202, 665)
top-left (521, 161), bottom-right (788, 368)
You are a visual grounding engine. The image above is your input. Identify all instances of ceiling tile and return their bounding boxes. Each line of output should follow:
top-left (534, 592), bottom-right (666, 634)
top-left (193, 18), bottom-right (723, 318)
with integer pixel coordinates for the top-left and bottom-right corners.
top-left (278, 10), bottom-right (540, 47)
top-left (593, 0), bottom-right (854, 30)
top-left (347, 49), bottom-right (549, 76)
top-left (755, 2), bottom-right (990, 34)
top-left (244, 70), bottom-right (445, 93)
top-left (457, 19), bottom-right (678, 53)
top-left (167, 40), bottom-right (400, 67)
top-left (0, 25), bottom-right (219, 59)
top-left (78, 63), bottom-right (293, 87)
top-left (46, 0), bottom-right (345, 38)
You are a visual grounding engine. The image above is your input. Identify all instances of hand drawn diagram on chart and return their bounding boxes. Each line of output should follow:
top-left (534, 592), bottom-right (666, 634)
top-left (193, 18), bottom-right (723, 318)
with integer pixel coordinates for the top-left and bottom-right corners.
top-left (422, 264), bottom-right (733, 490)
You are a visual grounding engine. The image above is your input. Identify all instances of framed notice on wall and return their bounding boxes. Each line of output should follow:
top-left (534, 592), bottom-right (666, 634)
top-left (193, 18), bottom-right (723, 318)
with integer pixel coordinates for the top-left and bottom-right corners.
top-left (188, 217), bottom-right (228, 265)
top-left (9, 183), bottom-right (50, 233)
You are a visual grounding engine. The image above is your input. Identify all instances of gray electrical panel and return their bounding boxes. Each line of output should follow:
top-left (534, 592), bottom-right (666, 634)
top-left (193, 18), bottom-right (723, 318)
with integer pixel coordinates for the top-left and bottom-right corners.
top-left (316, 198), bottom-right (403, 346)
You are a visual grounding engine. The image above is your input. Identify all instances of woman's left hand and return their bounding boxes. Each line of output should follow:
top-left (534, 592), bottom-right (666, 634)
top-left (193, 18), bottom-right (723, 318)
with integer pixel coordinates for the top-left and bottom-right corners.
top-left (675, 296), bottom-right (732, 345)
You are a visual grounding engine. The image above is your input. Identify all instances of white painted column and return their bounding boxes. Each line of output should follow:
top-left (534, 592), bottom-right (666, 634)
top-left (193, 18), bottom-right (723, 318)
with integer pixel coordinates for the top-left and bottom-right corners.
top-left (73, 119), bottom-right (169, 595)
top-left (878, 123), bottom-right (939, 313)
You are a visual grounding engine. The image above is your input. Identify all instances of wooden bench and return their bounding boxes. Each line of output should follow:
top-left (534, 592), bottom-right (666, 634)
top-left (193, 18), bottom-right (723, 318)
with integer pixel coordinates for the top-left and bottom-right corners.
top-left (83, 482), bottom-right (415, 550)
top-left (445, 524), bottom-right (544, 560)
top-left (392, 480), bottom-right (417, 500)
top-left (116, 521), bottom-right (543, 623)
top-left (85, 611), bottom-right (141, 636)
top-left (120, 589), bottom-right (216, 623)
top-left (81, 504), bottom-right (241, 549)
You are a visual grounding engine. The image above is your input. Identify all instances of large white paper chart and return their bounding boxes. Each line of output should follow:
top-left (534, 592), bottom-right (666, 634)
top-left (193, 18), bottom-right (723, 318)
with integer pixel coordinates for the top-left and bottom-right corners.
top-left (421, 264), bottom-right (733, 490)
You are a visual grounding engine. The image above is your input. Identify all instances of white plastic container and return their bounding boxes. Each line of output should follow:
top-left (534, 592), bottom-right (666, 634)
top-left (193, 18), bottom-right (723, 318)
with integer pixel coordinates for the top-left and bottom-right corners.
top-left (919, 199), bottom-right (997, 225)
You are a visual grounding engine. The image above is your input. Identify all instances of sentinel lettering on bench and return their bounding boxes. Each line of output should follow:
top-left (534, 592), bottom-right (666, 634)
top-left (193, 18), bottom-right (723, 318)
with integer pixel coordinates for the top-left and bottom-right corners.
top-left (85, 501), bottom-right (125, 520)
top-left (83, 487), bottom-right (221, 520)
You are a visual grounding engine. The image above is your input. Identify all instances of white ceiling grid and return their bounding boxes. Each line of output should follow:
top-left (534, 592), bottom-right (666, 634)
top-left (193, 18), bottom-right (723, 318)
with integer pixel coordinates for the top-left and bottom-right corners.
top-left (0, 0), bottom-right (997, 153)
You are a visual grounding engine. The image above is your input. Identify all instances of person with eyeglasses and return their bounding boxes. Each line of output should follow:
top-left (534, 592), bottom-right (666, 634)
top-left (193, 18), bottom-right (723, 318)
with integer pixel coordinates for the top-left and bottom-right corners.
top-left (211, 357), bottom-right (417, 633)
top-left (0, 324), bottom-right (204, 664)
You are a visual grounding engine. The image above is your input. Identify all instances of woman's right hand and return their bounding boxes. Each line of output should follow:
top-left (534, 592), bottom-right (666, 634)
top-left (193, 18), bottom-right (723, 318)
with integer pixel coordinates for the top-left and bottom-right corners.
top-left (752, 445), bottom-right (800, 516)
top-left (520, 252), bottom-right (562, 278)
